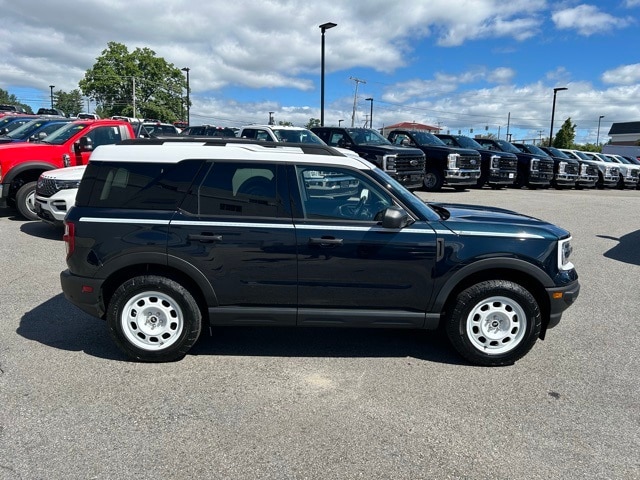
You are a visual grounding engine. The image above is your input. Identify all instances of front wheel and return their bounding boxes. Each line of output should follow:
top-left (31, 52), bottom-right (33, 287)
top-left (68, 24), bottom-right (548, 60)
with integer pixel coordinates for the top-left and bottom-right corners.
top-left (423, 168), bottom-right (443, 192)
top-left (107, 275), bottom-right (202, 362)
top-left (16, 181), bottom-right (39, 221)
top-left (445, 280), bottom-right (541, 366)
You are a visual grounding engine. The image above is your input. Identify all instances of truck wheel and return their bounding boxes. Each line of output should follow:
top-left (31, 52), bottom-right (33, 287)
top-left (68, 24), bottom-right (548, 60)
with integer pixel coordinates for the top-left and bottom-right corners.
top-left (445, 280), bottom-right (541, 366)
top-left (107, 275), bottom-right (202, 362)
top-left (15, 181), bottom-right (39, 221)
top-left (423, 168), bottom-right (443, 192)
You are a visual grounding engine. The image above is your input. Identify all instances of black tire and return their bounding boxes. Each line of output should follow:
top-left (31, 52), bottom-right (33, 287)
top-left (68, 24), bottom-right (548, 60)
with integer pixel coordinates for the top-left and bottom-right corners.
top-left (423, 168), bottom-right (443, 192)
top-left (595, 172), bottom-right (604, 189)
top-left (107, 275), bottom-right (202, 362)
top-left (445, 280), bottom-right (541, 366)
top-left (16, 181), bottom-right (39, 221)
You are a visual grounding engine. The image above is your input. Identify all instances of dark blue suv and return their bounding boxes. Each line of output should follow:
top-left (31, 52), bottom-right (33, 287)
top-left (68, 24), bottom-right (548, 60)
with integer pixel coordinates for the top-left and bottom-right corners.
top-left (60, 138), bottom-right (580, 366)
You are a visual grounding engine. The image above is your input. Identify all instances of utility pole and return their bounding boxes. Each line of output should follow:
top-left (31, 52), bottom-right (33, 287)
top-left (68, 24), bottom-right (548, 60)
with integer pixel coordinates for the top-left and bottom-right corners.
top-left (349, 77), bottom-right (366, 127)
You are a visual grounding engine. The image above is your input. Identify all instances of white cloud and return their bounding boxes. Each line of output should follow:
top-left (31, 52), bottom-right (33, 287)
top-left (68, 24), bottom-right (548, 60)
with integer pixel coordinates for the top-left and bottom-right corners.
top-left (551, 5), bottom-right (633, 35)
top-left (602, 63), bottom-right (640, 85)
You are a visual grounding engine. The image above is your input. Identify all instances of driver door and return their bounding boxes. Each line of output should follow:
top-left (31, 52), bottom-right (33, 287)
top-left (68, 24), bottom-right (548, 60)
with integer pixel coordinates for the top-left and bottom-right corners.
top-left (291, 165), bottom-right (436, 327)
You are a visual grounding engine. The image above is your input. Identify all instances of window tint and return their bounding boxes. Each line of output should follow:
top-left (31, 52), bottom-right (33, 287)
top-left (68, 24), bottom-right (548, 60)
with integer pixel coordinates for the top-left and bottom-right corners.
top-left (181, 162), bottom-right (279, 218)
top-left (86, 126), bottom-right (124, 148)
top-left (78, 160), bottom-right (203, 209)
top-left (296, 166), bottom-right (392, 221)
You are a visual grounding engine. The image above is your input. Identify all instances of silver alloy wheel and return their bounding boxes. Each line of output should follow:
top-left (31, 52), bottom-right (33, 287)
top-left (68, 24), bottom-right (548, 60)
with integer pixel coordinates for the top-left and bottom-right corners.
top-left (465, 295), bottom-right (527, 354)
top-left (120, 290), bottom-right (184, 351)
top-left (25, 190), bottom-right (36, 214)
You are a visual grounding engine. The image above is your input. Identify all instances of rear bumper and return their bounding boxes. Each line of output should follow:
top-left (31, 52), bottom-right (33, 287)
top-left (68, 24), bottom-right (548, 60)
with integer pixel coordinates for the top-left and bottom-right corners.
top-left (60, 269), bottom-right (106, 319)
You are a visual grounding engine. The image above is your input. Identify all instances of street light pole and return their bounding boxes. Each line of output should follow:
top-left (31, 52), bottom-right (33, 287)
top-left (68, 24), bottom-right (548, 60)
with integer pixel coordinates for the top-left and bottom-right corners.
top-left (49, 85), bottom-right (55, 109)
top-left (319, 22), bottom-right (337, 127)
top-left (548, 87), bottom-right (568, 147)
top-left (338, 119), bottom-right (344, 126)
top-left (365, 97), bottom-right (373, 128)
top-left (181, 67), bottom-right (190, 126)
top-left (597, 115), bottom-right (605, 146)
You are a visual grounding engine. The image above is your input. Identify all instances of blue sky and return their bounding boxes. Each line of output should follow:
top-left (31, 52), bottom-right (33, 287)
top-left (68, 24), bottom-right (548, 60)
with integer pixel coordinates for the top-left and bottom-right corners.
top-left (1, 0), bottom-right (638, 144)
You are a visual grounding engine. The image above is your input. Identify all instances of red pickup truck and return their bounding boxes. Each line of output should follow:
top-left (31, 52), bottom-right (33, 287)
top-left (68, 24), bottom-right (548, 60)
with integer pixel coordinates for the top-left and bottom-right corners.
top-left (0, 119), bottom-right (136, 220)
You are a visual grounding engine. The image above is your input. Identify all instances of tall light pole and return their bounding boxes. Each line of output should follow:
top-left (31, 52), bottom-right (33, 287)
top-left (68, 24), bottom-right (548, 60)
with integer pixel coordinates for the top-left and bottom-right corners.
top-left (365, 97), bottom-right (373, 128)
top-left (338, 119), bottom-right (344, 126)
top-left (49, 85), bottom-right (55, 109)
top-left (181, 67), bottom-right (190, 126)
top-left (319, 22), bottom-right (337, 127)
top-left (597, 115), bottom-right (605, 146)
top-left (548, 87), bottom-right (568, 146)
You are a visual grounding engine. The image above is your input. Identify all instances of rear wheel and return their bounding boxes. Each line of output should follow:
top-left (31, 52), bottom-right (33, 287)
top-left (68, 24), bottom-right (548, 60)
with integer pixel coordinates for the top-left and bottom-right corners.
top-left (445, 280), bottom-right (541, 366)
top-left (107, 275), bottom-right (202, 362)
top-left (15, 181), bottom-right (39, 221)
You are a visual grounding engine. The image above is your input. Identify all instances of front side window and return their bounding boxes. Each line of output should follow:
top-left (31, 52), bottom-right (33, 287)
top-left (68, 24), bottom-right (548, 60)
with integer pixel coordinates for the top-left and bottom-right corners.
top-left (296, 165), bottom-right (392, 222)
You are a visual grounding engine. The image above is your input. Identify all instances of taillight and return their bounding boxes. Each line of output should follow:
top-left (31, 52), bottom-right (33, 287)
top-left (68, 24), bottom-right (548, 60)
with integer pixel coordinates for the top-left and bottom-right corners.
top-left (63, 221), bottom-right (75, 259)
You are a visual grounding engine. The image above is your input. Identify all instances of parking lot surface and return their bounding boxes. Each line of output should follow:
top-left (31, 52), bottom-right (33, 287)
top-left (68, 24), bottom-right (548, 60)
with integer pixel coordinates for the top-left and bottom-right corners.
top-left (0, 187), bottom-right (638, 480)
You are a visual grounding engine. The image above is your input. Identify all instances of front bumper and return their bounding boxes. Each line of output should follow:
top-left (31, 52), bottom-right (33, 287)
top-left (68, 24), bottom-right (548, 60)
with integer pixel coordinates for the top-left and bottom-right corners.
top-left (393, 171), bottom-right (424, 189)
top-left (487, 170), bottom-right (516, 185)
top-left (545, 279), bottom-right (580, 331)
top-left (577, 174), bottom-right (597, 187)
top-left (554, 174), bottom-right (578, 186)
top-left (444, 169), bottom-right (480, 186)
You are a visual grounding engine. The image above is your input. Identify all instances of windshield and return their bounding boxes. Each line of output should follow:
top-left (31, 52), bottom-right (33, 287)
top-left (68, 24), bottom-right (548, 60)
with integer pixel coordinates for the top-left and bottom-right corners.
top-left (544, 147), bottom-right (569, 158)
top-left (41, 122), bottom-right (89, 145)
top-left (6, 119), bottom-right (47, 139)
top-left (453, 135), bottom-right (484, 149)
top-left (346, 128), bottom-right (391, 146)
top-left (272, 128), bottom-right (324, 144)
top-left (520, 144), bottom-right (549, 156)
top-left (495, 139), bottom-right (521, 153)
top-left (410, 131), bottom-right (446, 146)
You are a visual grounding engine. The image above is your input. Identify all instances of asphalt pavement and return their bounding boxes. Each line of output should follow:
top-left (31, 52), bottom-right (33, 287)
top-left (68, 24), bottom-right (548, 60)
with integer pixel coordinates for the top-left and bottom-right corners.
top-left (0, 186), bottom-right (638, 480)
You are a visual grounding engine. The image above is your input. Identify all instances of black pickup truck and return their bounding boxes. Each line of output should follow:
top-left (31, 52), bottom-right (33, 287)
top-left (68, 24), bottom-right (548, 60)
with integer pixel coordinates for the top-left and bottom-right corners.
top-left (387, 129), bottom-right (480, 191)
top-left (311, 127), bottom-right (426, 190)
top-left (435, 133), bottom-right (518, 188)
top-left (473, 138), bottom-right (554, 188)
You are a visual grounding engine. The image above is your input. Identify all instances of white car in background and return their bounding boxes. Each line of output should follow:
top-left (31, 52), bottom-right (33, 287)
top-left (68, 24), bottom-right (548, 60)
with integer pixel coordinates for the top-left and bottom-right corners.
top-left (603, 153), bottom-right (640, 189)
top-left (34, 165), bottom-right (86, 226)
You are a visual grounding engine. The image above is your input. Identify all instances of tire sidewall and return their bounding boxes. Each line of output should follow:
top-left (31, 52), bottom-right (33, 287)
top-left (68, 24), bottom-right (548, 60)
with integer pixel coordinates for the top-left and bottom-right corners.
top-left (107, 275), bottom-right (202, 362)
top-left (16, 181), bottom-right (39, 221)
top-left (446, 280), bottom-right (541, 366)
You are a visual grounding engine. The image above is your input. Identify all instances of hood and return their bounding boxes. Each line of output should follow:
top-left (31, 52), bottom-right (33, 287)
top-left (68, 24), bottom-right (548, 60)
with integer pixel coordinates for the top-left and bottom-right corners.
top-left (41, 165), bottom-right (87, 180)
top-left (430, 202), bottom-right (569, 239)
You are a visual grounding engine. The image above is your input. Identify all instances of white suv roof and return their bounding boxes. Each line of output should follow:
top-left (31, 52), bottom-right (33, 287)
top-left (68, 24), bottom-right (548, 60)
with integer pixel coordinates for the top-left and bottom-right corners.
top-left (90, 142), bottom-right (375, 169)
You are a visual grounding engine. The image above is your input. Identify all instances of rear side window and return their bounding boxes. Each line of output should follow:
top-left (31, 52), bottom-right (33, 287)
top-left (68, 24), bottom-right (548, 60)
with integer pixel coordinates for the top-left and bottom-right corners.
top-left (76, 160), bottom-right (204, 209)
top-left (180, 161), bottom-right (280, 218)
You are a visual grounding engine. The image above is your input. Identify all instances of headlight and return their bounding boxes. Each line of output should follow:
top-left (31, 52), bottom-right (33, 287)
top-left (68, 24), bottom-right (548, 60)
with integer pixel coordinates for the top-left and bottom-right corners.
top-left (447, 153), bottom-right (459, 170)
top-left (558, 237), bottom-right (574, 271)
top-left (530, 158), bottom-right (540, 171)
top-left (377, 154), bottom-right (397, 172)
top-left (54, 179), bottom-right (82, 190)
top-left (558, 161), bottom-right (566, 174)
top-left (490, 155), bottom-right (500, 169)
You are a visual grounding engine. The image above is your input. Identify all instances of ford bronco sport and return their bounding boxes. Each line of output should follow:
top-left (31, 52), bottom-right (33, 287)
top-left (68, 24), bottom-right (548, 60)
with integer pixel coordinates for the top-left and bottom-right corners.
top-left (60, 138), bottom-right (580, 366)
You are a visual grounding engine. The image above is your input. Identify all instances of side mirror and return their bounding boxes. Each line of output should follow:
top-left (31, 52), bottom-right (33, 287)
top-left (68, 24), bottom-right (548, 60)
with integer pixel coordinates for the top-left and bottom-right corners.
top-left (381, 206), bottom-right (411, 229)
top-left (76, 136), bottom-right (94, 152)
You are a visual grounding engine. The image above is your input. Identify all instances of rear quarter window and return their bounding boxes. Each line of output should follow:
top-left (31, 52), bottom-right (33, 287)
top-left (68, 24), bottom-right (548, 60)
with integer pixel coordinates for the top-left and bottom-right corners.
top-left (76, 160), bottom-right (204, 210)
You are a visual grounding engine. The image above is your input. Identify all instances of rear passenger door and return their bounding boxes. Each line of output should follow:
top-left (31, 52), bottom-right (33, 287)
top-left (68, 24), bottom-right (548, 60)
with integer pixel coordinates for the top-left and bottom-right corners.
top-left (168, 161), bottom-right (298, 326)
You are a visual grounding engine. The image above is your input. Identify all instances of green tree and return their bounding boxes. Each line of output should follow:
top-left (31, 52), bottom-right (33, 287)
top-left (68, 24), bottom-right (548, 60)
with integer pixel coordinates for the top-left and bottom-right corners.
top-left (0, 88), bottom-right (34, 113)
top-left (54, 89), bottom-right (84, 116)
top-left (79, 42), bottom-right (187, 122)
top-left (552, 117), bottom-right (576, 148)
top-left (278, 120), bottom-right (294, 126)
top-left (305, 118), bottom-right (320, 129)
top-left (576, 142), bottom-right (601, 152)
